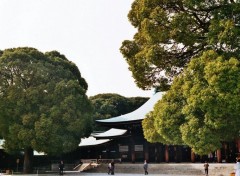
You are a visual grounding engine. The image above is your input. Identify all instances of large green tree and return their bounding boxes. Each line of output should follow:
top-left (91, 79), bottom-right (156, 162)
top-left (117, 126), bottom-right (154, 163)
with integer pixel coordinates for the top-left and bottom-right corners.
top-left (121, 0), bottom-right (240, 156)
top-left (143, 50), bottom-right (240, 155)
top-left (120, 0), bottom-right (240, 90)
top-left (0, 47), bottom-right (93, 173)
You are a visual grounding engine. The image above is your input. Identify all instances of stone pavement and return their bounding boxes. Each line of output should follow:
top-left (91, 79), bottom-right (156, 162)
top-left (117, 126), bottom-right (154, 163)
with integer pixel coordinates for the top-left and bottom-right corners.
top-left (1, 163), bottom-right (235, 176)
top-left (0, 174), bottom-right (201, 176)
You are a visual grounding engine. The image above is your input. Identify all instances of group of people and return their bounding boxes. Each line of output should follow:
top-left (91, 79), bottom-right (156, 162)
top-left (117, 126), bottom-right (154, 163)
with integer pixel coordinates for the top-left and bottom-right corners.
top-left (59, 158), bottom-right (240, 175)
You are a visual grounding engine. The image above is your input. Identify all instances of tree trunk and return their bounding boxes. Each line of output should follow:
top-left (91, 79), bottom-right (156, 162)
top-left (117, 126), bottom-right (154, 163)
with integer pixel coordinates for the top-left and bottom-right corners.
top-left (23, 147), bottom-right (33, 174)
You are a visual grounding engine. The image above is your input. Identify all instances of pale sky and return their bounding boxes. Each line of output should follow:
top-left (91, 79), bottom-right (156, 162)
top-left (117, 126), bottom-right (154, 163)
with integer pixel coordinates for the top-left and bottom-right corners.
top-left (0, 0), bottom-right (154, 97)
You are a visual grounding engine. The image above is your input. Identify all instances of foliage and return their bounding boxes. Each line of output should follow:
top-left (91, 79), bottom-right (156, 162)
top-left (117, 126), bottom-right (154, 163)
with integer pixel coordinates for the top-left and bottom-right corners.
top-left (0, 47), bottom-right (93, 172)
top-left (142, 112), bottom-right (167, 144)
top-left (120, 0), bottom-right (240, 90)
top-left (144, 50), bottom-right (240, 155)
top-left (90, 93), bottom-right (148, 130)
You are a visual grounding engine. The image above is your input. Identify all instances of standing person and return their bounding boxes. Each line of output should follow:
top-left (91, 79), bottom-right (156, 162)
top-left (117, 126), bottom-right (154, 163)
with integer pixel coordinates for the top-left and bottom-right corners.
top-left (59, 160), bottom-right (64, 175)
top-left (235, 158), bottom-right (240, 176)
top-left (111, 160), bottom-right (115, 175)
top-left (108, 162), bottom-right (112, 175)
top-left (143, 160), bottom-right (148, 175)
top-left (204, 161), bottom-right (209, 176)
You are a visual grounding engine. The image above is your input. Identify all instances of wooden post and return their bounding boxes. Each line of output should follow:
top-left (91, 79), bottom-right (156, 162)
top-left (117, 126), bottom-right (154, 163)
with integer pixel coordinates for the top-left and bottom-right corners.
top-left (223, 143), bottom-right (228, 162)
top-left (191, 149), bottom-right (195, 163)
top-left (237, 138), bottom-right (240, 153)
top-left (236, 138), bottom-right (240, 159)
top-left (217, 149), bottom-right (222, 163)
top-left (165, 145), bottom-right (169, 162)
top-left (130, 137), bottom-right (135, 163)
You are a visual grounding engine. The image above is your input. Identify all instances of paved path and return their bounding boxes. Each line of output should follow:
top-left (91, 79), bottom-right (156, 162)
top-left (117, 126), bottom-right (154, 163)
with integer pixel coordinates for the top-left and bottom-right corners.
top-left (1, 174), bottom-right (198, 176)
top-left (1, 172), bottom-right (198, 176)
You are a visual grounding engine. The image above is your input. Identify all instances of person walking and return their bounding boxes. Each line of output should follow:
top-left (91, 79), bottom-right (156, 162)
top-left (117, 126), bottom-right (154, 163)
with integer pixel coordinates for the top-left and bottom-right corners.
top-left (204, 161), bottom-right (209, 176)
top-left (143, 160), bottom-right (148, 175)
top-left (235, 158), bottom-right (240, 176)
top-left (111, 160), bottom-right (115, 175)
top-left (108, 162), bottom-right (112, 175)
top-left (59, 160), bottom-right (64, 175)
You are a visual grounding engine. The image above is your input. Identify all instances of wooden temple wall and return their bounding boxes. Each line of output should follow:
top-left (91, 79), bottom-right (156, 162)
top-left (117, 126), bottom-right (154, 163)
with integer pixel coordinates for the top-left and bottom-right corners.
top-left (87, 136), bottom-right (238, 163)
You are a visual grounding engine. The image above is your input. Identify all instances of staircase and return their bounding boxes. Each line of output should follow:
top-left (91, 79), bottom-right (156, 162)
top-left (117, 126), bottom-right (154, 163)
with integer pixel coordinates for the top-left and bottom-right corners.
top-left (88, 163), bottom-right (235, 176)
top-left (73, 162), bottom-right (99, 172)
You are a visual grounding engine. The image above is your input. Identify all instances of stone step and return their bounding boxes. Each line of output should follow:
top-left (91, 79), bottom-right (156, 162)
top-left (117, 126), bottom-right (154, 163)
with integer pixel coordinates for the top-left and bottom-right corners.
top-left (86, 163), bottom-right (235, 176)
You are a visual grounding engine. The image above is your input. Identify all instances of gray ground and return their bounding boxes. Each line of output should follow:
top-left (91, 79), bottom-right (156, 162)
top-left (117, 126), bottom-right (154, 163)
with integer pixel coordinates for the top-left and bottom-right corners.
top-left (0, 173), bottom-right (197, 176)
top-left (1, 173), bottom-right (199, 176)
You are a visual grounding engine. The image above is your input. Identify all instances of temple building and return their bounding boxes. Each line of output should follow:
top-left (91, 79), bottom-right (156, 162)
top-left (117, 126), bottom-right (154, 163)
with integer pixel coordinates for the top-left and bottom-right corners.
top-left (78, 92), bottom-right (240, 163)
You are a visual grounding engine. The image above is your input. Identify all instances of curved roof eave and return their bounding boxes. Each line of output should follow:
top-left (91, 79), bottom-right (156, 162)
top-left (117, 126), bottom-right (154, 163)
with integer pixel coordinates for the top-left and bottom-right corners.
top-left (79, 137), bottom-right (111, 147)
top-left (91, 128), bottom-right (127, 138)
top-left (96, 92), bottom-right (164, 124)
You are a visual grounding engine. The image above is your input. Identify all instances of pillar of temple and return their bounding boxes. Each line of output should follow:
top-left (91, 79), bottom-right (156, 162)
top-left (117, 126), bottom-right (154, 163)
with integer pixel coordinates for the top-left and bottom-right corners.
top-left (217, 149), bottom-right (222, 163)
top-left (191, 149), bottom-right (195, 163)
top-left (130, 137), bottom-right (135, 163)
top-left (165, 145), bottom-right (169, 162)
top-left (236, 138), bottom-right (240, 159)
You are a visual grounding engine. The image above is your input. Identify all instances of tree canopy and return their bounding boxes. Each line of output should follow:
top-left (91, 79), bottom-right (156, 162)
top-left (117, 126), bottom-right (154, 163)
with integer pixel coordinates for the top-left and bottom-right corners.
top-left (143, 50), bottom-right (240, 155)
top-left (90, 93), bottom-right (148, 130)
top-left (0, 47), bottom-right (93, 173)
top-left (121, 0), bottom-right (240, 155)
top-left (120, 0), bottom-right (240, 90)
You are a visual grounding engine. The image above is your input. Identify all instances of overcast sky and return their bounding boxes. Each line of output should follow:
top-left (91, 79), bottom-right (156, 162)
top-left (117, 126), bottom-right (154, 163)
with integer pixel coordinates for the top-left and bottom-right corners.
top-left (0, 0), bottom-right (154, 97)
